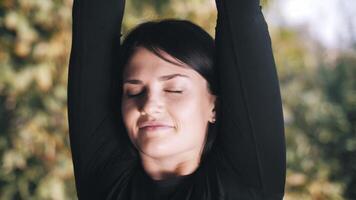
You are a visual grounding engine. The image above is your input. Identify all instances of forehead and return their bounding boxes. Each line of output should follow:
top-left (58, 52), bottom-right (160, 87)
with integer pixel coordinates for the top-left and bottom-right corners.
top-left (123, 47), bottom-right (199, 81)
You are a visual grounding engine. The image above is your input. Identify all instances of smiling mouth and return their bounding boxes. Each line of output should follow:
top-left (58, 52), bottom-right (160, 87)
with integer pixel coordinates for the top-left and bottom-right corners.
top-left (140, 125), bottom-right (173, 132)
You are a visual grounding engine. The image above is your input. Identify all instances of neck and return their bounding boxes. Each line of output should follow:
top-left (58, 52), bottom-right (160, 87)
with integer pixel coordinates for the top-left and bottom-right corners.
top-left (140, 150), bottom-right (201, 180)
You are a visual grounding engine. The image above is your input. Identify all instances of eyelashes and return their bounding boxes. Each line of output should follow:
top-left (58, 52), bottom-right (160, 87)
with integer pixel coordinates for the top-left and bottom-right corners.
top-left (166, 90), bottom-right (183, 94)
top-left (126, 90), bottom-right (183, 98)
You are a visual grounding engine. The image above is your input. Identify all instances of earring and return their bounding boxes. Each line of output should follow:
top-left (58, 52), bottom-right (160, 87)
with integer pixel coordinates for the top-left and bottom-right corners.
top-left (140, 110), bottom-right (147, 116)
top-left (210, 117), bottom-right (216, 123)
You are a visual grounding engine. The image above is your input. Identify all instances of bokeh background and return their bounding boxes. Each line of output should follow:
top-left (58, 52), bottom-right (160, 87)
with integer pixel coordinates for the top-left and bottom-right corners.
top-left (0, 0), bottom-right (355, 199)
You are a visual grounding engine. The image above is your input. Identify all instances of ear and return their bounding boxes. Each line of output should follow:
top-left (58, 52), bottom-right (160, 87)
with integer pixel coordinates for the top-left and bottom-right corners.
top-left (210, 111), bottom-right (216, 123)
top-left (209, 96), bottom-right (217, 123)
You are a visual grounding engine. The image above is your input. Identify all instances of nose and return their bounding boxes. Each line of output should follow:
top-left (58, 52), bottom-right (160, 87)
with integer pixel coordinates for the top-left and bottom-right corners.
top-left (139, 89), bottom-right (163, 116)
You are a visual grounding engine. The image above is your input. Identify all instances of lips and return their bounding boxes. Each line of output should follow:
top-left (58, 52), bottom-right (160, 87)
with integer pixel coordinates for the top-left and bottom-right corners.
top-left (138, 121), bottom-right (173, 129)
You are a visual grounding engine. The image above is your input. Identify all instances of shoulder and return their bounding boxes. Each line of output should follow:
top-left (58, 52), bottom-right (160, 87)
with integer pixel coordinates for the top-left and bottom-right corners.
top-left (201, 146), bottom-right (269, 200)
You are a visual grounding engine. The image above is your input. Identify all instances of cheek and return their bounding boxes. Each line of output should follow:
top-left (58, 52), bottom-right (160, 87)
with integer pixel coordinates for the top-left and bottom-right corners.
top-left (121, 100), bottom-right (139, 140)
top-left (171, 92), bottom-right (208, 122)
top-left (170, 95), bottom-right (208, 141)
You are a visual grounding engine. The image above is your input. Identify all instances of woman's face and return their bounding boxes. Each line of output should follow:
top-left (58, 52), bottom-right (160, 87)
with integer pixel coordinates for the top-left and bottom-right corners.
top-left (121, 47), bottom-right (216, 160)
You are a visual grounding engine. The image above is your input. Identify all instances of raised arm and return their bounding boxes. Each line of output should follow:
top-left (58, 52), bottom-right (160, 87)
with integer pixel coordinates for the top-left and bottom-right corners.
top-left (214, 0), bottom-right (286, 198)
top-left (67, 0), bottom-right (134, 198)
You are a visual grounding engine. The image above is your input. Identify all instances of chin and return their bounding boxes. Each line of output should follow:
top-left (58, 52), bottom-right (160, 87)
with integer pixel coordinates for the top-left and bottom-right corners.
top-left (139, 141), bottom-right (177, 159)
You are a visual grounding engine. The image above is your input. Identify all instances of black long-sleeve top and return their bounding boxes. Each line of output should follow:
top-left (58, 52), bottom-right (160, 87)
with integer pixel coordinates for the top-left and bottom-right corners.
top-left (67, 0), bottom-right (286, 199)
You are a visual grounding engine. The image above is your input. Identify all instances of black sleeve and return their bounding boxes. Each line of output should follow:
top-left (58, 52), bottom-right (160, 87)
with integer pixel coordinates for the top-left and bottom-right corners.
top-left (67, 0), bottom-right (135, 198)
top-left (214, 0), bottom-right (286, 198)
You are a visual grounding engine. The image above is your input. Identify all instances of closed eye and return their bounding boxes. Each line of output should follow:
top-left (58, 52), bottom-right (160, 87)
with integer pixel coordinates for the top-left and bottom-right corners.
top-left (126, 90), bottom-right (183, 98)
top-left (127, 93), bottom-right (142, 98)
top-left (165, 90), bottom-right (183, 93)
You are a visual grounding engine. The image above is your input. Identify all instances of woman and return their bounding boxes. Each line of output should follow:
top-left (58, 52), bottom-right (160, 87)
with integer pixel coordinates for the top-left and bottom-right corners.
top-left (67, 0), bottom-right (286, 199)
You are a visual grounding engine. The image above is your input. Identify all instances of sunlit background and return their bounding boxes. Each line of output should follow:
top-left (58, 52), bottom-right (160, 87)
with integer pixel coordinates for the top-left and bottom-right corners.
top-left (0, 0), bottom-right (355, 199)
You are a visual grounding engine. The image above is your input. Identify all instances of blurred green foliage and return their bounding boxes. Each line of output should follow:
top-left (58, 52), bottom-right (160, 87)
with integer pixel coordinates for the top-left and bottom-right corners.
top-left (0, 0), bottom-right (355, 199)
top-left (271, 27), bottom-right (356, 199)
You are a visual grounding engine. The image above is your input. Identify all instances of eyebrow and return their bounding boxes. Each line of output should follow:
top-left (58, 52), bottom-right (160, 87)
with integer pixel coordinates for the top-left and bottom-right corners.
top-left (123, 73), bottom-right (190, 85)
